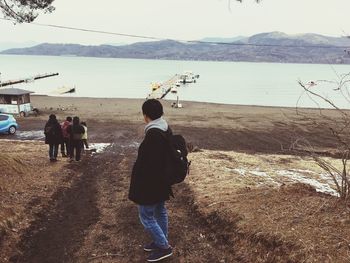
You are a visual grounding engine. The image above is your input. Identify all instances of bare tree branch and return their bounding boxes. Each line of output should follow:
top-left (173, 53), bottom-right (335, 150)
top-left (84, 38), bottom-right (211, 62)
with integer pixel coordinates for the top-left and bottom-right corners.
top-left (298, 80), bottom-right (349, 117)
top-left (0, 0), bottom-right (55, 22)
top-left (295, 73), bottom-right (350, 202)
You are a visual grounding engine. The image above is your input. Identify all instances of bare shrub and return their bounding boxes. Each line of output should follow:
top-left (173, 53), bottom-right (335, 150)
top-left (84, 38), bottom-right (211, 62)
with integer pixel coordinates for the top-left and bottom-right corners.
top-left (295, 74), bottom-right (350, 202)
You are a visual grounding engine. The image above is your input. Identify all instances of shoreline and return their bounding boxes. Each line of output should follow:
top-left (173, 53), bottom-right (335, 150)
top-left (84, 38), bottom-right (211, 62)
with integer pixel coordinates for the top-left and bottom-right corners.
top-left (1, 53), bottom-right (350, 66)
top-left (30, 95), bottom-right (345, 111)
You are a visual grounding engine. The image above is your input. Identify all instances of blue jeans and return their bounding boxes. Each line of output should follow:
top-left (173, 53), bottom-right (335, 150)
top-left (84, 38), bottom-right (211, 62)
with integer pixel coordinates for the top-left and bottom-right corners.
top-left (49, 143), bottom-right (59, 159)
top-left (138, 202), bottom-right (169, 249)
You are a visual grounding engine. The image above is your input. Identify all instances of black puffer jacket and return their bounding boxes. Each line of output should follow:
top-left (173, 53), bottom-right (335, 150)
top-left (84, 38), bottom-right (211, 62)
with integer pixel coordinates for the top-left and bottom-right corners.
top-left (129, 128), bottom-right (173, 205)
top-left (44, 119), bottom-right (63, 145)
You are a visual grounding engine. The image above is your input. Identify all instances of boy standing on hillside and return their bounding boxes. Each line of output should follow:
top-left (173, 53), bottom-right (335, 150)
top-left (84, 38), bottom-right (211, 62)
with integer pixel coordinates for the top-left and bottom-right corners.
top-left (129, 99), bottom-right (173, 262)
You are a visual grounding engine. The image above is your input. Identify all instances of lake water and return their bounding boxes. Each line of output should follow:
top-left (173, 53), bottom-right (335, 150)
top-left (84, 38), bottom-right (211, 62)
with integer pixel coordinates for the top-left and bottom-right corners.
top-left (1, 54), bottom-right (350, 108)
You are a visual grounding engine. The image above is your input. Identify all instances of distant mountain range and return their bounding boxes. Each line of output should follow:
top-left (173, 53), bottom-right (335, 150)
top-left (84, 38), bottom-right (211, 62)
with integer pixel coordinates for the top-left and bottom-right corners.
top-left (2, 32), bottom-right (350, 64)
top-left (200, 36), bottom-right (246, 43)
top-left (0, 41), bottom-right (39, 51)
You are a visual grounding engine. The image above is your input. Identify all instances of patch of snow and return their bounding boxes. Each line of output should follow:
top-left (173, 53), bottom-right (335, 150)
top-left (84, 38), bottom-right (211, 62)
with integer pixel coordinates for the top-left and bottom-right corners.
top-left (89, 143), bottom-right (112, 153)
top-left (121, 141), bottom-right (140, 149)
top-left (250, 170), bottom-right (269, 177)
top-left (232, 168), bottom-right (246, 176)
top-left (0, 139), bottom-right (39, 143)
top-left (319, 173), bottom-right (342, 184)
top-left (250, 170), bottom-right (281, 186)
top-left (16, 130), bottom-right (45, 140)
top-left (290, 169), bottom-right (316, 175)
top-left (277, 170), bottom-right (339, 196)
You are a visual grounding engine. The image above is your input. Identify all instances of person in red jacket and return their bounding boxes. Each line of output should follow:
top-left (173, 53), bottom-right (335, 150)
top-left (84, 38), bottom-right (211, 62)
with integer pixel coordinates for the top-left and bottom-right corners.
top-left (60, 116), bottom-right (72, 157)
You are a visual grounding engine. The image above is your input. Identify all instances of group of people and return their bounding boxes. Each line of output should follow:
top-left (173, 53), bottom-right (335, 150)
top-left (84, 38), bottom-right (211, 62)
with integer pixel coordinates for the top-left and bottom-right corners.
top-left (44, 114), bottom-right (89, 162)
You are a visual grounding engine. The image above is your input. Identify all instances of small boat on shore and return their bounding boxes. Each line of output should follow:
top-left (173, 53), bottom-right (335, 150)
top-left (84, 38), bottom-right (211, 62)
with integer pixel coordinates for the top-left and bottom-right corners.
top-left (178, 71), bottom-right (200, 84)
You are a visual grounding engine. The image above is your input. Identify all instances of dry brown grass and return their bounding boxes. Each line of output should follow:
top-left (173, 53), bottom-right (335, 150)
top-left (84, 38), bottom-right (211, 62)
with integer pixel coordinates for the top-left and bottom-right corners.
top-left (0, 140), bottom-right (74, 260)
top-left (187, 150), bottom-right (350, 262)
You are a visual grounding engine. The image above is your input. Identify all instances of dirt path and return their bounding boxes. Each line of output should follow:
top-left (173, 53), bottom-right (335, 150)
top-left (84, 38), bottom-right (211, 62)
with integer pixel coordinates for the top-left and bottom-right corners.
top-left (9, 155), bottom-right (101, 263)
top-left (7, 132), bottom-right (239, 263)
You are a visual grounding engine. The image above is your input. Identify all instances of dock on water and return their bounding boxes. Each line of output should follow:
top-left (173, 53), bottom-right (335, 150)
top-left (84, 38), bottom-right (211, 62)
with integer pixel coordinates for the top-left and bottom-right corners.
top-left (147, 71), bottom-right (199, 100)
top-left (0, 73), bottom-right (59, 88)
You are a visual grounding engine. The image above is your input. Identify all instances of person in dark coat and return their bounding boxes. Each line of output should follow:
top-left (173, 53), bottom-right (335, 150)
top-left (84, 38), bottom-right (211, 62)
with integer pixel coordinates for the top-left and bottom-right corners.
top-left (44, 114), bottom-right (63, 162)
top-left (128, 99), bottom-right (173, 262)
top-left (67, 116), bottom-right (85, 162)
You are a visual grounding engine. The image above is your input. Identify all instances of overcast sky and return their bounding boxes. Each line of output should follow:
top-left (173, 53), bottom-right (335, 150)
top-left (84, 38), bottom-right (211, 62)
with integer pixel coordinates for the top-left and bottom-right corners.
top-left (0, 0), bottom-right (349, 45)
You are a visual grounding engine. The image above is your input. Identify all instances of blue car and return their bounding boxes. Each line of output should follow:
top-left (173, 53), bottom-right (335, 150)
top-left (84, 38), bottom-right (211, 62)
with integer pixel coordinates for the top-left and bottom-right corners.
top-left (0, 114), bottom-right (19, 135)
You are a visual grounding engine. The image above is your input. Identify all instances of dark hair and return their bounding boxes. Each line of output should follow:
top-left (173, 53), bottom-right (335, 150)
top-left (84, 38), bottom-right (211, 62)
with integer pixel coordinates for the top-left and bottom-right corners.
top-left (72, 116), bottom-right (80, 126)
top-left (49, 114), bottom-right (56, 120)
top-left (81, 121), bottom-right (87, 127)
top-left (142, 99), bottom-right (163, 120)
top-left (66, 116), bottom-right (72, 122)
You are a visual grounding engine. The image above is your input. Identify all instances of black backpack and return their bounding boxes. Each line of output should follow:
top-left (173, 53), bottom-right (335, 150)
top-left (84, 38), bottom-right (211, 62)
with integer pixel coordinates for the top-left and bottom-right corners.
top-left (45, 124), bottom-right (55, 136)
top-left (163, 131), bottom-right (191, 185)
top-left (150, 128), bottom-right (191, 185)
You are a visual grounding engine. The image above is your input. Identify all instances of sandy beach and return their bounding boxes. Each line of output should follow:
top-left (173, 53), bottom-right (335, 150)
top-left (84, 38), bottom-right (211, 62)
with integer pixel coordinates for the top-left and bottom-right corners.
top-left (1, 96), bottom-right (350, 262)
top-left (11, 95), bottom-right (342, 152)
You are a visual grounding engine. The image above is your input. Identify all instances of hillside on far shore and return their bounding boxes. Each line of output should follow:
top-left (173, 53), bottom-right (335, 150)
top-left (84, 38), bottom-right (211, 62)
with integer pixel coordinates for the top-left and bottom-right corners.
top-left (2, 32), bottom-right (350, 64)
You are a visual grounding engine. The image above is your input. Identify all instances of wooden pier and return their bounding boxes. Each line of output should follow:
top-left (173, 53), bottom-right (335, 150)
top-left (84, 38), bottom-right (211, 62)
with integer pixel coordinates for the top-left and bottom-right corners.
top-left (0, 73), bottom-right (59, 88)
top-left (160, 75), bottom-right (180, 99)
